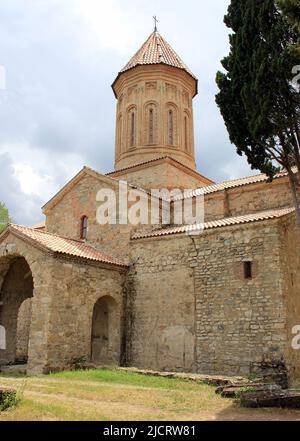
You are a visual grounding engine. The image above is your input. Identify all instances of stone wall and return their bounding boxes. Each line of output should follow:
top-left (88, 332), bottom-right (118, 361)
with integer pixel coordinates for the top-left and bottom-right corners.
top-left (280, 216), bottom-right (300, 386)
top-left (45, 174), bottom-right (140, 260)
top-left (108, 158), bottom-right (212, 191)
top-left (45, 164), bottom-right (293, 269)
top-left (0, 237), bottom-right (61, 373)
top-left (187, 176), bottom-right (293, 222)
top-left (192, 220), bottom-right (287, 376)
top-left (0, 257), bottom-right (33, 364)
top-left (128, 218), bottom-right (288, 376)
top-left (126, 235), bottom-right (196, 372)
top-left (45, 172), bottom-right (166, 261)
top-left (45, 258), bottom-right (125, 372)
top-left (0, 233), bottom-right (126, 374)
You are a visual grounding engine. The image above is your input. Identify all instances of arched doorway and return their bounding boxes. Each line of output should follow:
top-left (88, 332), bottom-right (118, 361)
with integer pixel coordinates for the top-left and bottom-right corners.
top-left (0, 256), bottom-right (33, 366)
top-left (16, 297), bottom-right (32, 363)
top-left (91, 296), bottom-right (119, 365)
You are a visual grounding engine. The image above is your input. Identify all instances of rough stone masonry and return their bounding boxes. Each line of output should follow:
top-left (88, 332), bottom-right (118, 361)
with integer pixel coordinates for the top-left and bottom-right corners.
top-left (0, 29), bottom-right (299, 386)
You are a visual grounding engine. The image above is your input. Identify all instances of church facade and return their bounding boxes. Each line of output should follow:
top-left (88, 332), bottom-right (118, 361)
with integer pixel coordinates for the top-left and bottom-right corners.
top-left (1, 30), bottom-right (300, 385)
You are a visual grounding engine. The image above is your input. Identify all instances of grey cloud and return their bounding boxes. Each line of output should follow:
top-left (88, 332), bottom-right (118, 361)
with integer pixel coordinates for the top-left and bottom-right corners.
top-left (0, 0), bottom-right (256, 225)
top-left (0, 153), bottom-right (44, 225)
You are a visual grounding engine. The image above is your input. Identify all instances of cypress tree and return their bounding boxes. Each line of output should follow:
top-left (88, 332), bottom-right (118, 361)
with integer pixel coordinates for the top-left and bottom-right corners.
top-left (216, 0), bottom-right (300, 229)
top-left (277, 0), bottom-right (300, 33)
top-left (277, 0), bottom-right (300, 56)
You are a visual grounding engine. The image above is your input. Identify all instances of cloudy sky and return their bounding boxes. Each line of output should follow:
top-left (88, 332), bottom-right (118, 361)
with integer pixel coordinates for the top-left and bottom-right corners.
top-left (0, 0), bottom-right (254, 226)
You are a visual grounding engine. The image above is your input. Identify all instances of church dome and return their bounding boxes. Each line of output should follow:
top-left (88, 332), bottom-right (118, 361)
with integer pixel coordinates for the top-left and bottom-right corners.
top-left (112, 31), bottom-right (198, 97)
top-left (112, 29), bottom-right (198, 171)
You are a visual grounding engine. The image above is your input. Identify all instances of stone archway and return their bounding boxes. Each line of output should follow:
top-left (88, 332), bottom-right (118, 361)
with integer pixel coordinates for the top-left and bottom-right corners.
top-left (16, 297), bottom-right (32, 363)
top-left (91, 296), bottom-right (120, 365)
top-left (0, 256), bottom-right (34, 366)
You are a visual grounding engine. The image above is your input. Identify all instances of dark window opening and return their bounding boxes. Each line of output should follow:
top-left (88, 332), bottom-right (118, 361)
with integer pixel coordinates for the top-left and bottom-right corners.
top-left (80, 216), bottom-right (88, 240)
top-left (149, 108), bottom-right (154, 144)
top-left (244, 261), bottom-right (253, 279)
top-left (130, 112), bottom-right (135, 147)
top-left (168, 110), bottom-right (174, 145)
top-left (184, 116), bottom-right (188, 151)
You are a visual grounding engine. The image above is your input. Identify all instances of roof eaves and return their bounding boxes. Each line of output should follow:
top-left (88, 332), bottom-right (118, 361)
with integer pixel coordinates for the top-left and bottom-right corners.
top-left (131, 207), bottom-right (295, 240)
top-left (173, 170), bottom-right (290, 201)
top-left (112, 63), bottom-right (198, 98)
top-left (1, 225), bottom-right (129, 269)
top-left (107, 156), bottom-right (214, 185)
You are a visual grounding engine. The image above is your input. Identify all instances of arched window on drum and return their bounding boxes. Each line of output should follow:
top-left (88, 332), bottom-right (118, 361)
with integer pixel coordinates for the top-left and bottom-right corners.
top-left (166, 104), bottom-right (177, 147)
top-left (184, 112), bottom-right (191, 152)
top-left (127, 107), bottom-right (137, 149)
top-left (145, 103), bottom-right (157, 145)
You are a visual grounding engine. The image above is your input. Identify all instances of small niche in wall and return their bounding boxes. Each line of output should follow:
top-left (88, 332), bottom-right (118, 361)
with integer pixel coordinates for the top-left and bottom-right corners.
top-left (244, 261), bottom-right (253, 280)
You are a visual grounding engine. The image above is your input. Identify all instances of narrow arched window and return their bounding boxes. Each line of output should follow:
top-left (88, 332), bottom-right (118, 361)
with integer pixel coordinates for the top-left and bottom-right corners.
top-left (130, 111), bottom-right (135, 147)
top-left (118, 114), bottom-right (123, 155)
top-left (184, 116), bottom-right (188, 151)
top-left (168, 110), bottom-right (174, 145)
top-left (149, 108), bottom-right (154, 144)
top-left (80, 216), bottom-right (88, 240)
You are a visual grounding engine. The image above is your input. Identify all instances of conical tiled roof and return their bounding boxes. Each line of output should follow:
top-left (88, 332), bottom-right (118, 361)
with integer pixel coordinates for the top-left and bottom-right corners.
top-left (119, 31), bottom-right (197, 80)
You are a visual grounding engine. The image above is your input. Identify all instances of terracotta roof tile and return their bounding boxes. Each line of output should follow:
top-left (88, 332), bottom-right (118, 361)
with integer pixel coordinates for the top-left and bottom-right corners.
top-left (131, 207), bottom-right (295, 240)
top-left (31, 221), bottom-right (46, 230)
top-left (2, 225), bottom-right (128, 268)
top-left (120, 31), bottom-right (197, 80)
top-left (107, 156), bottom-right (214, 185)
top-left (173, 169), bottom-right (290, 201)
top-left (106, 156), bottom-right (168, 175)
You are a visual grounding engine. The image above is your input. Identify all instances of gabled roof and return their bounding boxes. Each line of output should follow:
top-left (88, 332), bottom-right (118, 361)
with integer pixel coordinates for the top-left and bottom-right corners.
top-left (173, 169), bottom-right (291, 201)
top-left (31, 220), bottom-right (46, 230)
top-left (42, 166), bottom-right (154, 213)
top-left (0, 224), bottom-right (128, 268)
top-left (131, 207), bottom-right (295, 240)
top-left (43, 167), bottom-right (113, 212)
top-left (107, 156), bottom-right (214, 186)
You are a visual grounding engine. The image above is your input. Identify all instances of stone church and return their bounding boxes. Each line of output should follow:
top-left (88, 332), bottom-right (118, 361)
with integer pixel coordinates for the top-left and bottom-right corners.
top-left (1, 30), bottom-right (300, 385)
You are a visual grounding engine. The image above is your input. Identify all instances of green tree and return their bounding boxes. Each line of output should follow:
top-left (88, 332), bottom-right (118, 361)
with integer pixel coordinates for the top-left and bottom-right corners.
top-left (277, 0), bottom-right (300, 32)
top-left (216, 0), bottom-right (300, 228)
top-left (277, 0), bottom-right (300, 55)
top-left (0, 202), bottom-right (12, 232)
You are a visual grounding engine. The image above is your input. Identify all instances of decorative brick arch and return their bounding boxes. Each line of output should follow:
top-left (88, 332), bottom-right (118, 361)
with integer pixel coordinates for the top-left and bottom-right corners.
top-left (143, 101), bottom-right (158, 146)
top-left (165, 102), bottom-right (179, 147)
top-left (126, 105), bottom-right (138, 150)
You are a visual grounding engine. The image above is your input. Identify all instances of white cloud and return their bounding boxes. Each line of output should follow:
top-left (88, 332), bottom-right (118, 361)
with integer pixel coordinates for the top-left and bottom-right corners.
top-left (0, 0), bottom-right (258, 226)
top-left (71, 0), bottom-right (146, 56)
top-left (13, 164), bottom-right (52, 197)
top-left (0, 142), bottom-right (85, 223)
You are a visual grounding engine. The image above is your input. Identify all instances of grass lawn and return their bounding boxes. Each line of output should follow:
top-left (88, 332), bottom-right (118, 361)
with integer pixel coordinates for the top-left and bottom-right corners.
top-left (0, 368), bottom-right (300, 421)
